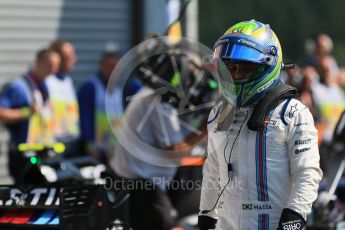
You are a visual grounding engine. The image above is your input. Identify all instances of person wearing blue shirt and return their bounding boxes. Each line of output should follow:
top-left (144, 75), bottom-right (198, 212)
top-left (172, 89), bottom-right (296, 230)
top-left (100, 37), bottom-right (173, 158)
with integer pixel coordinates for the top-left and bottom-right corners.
top-left (0, 49), bottom-right (60, 183)
top-left (78, 53), bottom-right (120, 162)
top-left (78, 53), bottom-right (142, 163)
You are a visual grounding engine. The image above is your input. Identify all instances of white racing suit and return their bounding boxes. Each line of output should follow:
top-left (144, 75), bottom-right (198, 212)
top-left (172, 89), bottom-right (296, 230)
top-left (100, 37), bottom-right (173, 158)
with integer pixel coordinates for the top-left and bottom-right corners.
top-left (200, 99), bottom-right (323, 230)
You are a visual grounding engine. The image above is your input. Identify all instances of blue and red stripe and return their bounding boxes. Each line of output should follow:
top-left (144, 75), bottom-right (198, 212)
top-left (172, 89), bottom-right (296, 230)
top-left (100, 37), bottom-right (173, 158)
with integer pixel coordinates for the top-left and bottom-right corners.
top-left (255, 116), bottom-right (270, 201)
top-left (258, 214), bottom-right (269, 230)
top-left (256, 111), bottom-right (272, 229)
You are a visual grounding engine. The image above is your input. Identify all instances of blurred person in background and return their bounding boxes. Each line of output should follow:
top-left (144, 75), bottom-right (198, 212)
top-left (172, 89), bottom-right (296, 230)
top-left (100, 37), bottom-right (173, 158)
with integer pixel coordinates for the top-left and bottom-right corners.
top-left (199, 20), bottom-right (322, 230)
top-left (281, 65), bottom-right (303, 89)
top-left (305, 33), bottom-right (339, 75)
top-left (312, 55), bottom-right (345, 172)
top-left (78, 52), bottom-right (120, 163)
top-left (0, 49), bottom-right (60, 183)
top-left (337, 67), bottom-right (345, 89)
top-left (109, 40), bottom-right (210, 230)
top-left (47, 40), bottom-right (81, 157)
top-left (299, 66), bottom-right (319, 122)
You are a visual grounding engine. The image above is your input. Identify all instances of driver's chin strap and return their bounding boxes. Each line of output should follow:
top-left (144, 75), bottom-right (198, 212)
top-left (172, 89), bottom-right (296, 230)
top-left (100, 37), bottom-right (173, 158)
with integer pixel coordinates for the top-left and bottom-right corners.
top-left (216, 81), bottom-right (298, 132)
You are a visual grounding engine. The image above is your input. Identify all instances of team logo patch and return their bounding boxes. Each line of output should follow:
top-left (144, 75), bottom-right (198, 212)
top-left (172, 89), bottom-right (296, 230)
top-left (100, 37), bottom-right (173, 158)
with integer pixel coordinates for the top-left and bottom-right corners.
top-left (289, 103), bottom-right (298, 118)
top-left (238, 38), bottom-right (256, 47)
top-left (295, 139), bottom-right (311, 146)
top-left (242, 203), bottom-right (272, 210)
top-left (218, 201), bottom-right (224, 209)
top-left (294, 122), bottom-right (308, 127)
top-left (242, 204), bottom-right (253, 210)
top-left (295, 147), bottom-right (310, 155)
top-left (263, 116), bottom-right (277, 126)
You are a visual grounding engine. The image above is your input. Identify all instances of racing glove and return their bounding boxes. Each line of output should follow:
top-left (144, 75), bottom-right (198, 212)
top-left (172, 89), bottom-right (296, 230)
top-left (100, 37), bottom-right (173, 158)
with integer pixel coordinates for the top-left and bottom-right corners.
top-left (198, 215), bottom-right (217, 230)
top-left (277, 208), bottom-right (306, 230)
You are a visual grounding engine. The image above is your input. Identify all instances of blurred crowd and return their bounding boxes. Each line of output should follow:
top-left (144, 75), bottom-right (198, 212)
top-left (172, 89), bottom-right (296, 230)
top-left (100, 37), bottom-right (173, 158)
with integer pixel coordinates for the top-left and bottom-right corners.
top-left (0, 39), bottom-right (141, 183)
top-left (282, 33), bottom-right (345, 174)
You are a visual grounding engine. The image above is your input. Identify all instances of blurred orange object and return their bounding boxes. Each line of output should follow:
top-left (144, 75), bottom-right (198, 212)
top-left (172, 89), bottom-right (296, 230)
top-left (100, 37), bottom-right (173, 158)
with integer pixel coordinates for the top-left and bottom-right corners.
top-left (180, 156), bottom-right (205, 166)
top-left (315, 123), bottom-right (326, 146)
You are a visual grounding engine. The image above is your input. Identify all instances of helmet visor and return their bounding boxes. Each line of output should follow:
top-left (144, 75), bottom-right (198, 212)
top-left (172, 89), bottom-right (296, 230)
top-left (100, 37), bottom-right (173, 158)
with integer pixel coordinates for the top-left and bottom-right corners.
top-left (214, 43), bottom-right (268, 64)
top-left (217, 59), bottom-right (268, 84)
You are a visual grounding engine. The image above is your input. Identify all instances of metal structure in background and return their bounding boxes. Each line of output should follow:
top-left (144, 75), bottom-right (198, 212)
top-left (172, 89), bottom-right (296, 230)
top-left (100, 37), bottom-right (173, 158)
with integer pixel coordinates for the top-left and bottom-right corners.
top-left (0, 0), bottom-right (134, 86)
top-left (0, 0), bottom-right (138, 183)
